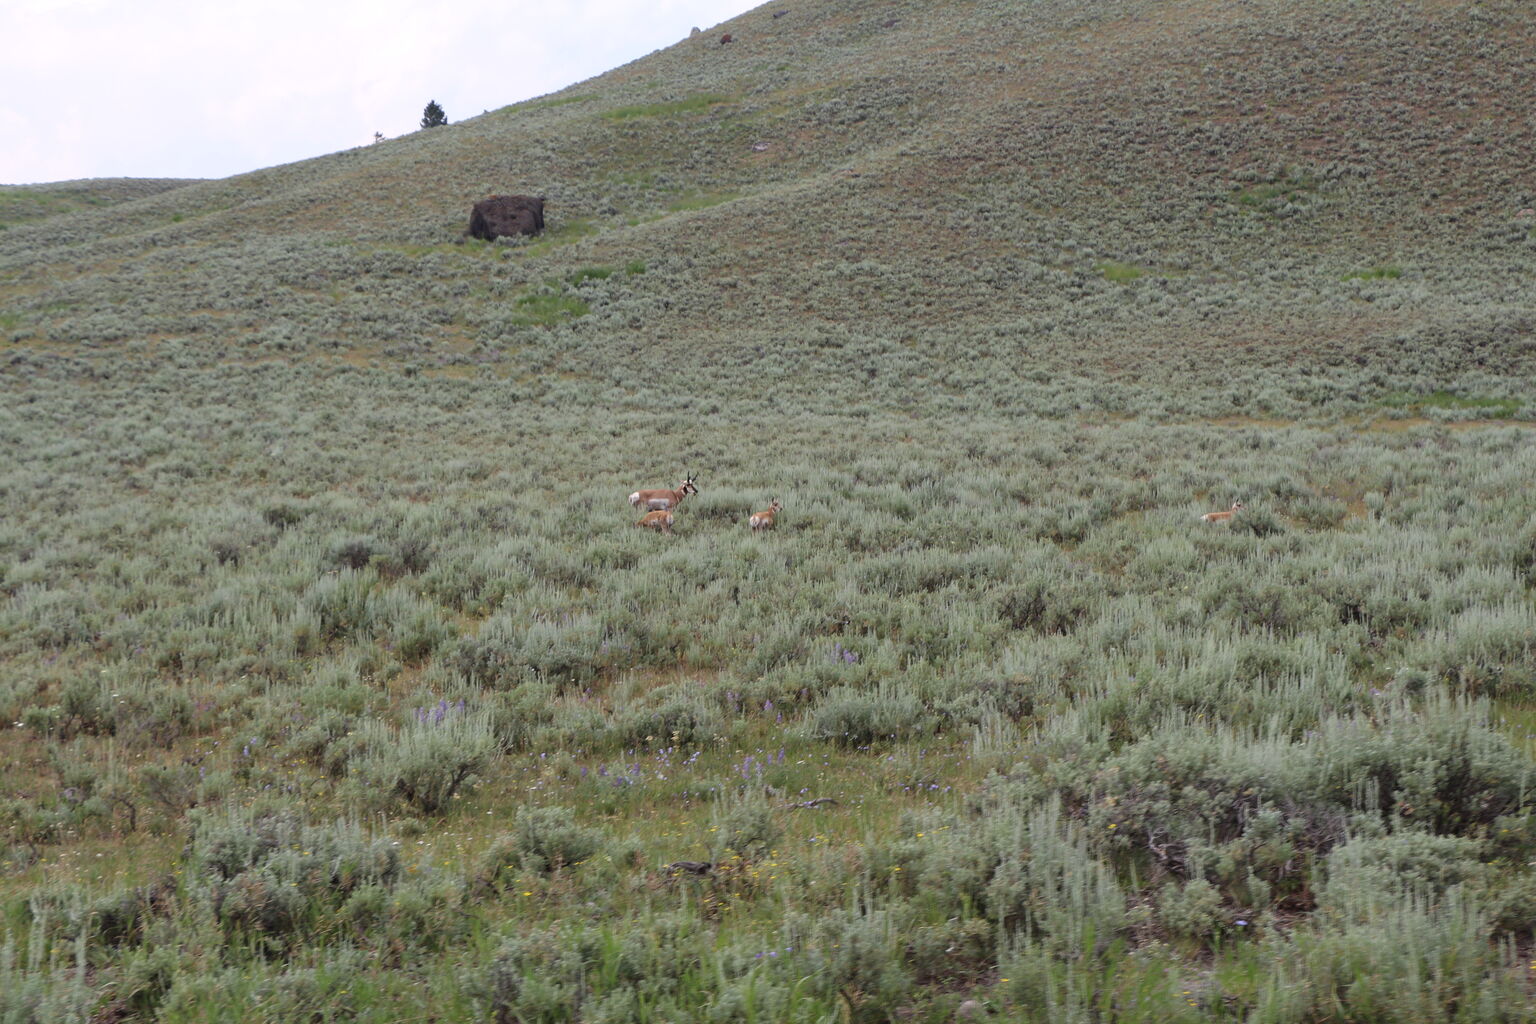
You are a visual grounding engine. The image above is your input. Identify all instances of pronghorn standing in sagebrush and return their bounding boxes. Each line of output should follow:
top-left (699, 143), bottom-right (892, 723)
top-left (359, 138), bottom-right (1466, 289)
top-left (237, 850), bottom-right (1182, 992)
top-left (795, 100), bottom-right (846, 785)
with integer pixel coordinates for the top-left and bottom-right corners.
top-left (629, 474), bottom-right (698, 512)
top-left (749, 499), bottom-right (782, 532)
top-left (636, 508), bottom-right (676, 534)
top-left (1201, 501), bottom-right (1245, 523)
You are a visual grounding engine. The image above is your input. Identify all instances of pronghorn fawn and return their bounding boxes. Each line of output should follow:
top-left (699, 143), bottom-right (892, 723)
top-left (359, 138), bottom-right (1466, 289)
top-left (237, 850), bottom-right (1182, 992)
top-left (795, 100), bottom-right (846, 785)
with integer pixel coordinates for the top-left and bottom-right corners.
top-left (629, 474), bottom-right (698, 512)
top-left (749, 499), bottom-right (783, 532)
top-left (636, 509), bottom-right (676, 534)
top-left (1201, 501), bottom-right (1245, 523)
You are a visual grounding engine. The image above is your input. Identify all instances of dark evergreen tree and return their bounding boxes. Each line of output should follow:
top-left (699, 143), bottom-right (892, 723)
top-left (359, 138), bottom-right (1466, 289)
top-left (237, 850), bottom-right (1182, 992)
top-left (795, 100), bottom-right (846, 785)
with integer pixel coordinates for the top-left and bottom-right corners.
top-left (420, 101), bottom-right (448, 129)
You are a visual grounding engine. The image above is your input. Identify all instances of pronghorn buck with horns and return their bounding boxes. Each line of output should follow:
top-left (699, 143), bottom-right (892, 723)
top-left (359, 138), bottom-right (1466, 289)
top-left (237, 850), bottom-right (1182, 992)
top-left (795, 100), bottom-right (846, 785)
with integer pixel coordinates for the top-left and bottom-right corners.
top-left (749, 499), bottom-right (782, 532)
top-left (1201, 501), bottom-right (1245, 523)
top-left (629, 474), bottom-right (698, 512)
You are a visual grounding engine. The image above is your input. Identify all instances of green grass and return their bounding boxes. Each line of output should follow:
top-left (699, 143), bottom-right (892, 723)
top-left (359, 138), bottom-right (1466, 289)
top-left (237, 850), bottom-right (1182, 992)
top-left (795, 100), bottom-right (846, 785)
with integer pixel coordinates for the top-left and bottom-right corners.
top-left (511, 292), bottom-right (590, 325)
top-left (666, 190), bottom-right (742, 213)
top-left (1233, 173), bottom-right (1319, 208)
top-left (601, 94), bottom-right (733, 120)
top-left (567, 266), bottom-right (615, 284)
top-left (1095, 260), bottom-right (1145, 283)
top-left (0, 179), bottom-right (195, 228)
top-left (1380, 390), bottom-right (1522, 417)
top-left (1342, 264), bottom-right (1403, 281)
top-left (530, 93), bottom-right (597, 110)
top-left (517, 217), bottom-right (599, 257)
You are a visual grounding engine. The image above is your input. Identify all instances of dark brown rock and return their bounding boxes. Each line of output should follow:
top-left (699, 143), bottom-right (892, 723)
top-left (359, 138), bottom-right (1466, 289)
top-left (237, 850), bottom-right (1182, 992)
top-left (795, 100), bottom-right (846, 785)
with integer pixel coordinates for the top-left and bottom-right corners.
top-left (467, 194), bottom-right (546, 241)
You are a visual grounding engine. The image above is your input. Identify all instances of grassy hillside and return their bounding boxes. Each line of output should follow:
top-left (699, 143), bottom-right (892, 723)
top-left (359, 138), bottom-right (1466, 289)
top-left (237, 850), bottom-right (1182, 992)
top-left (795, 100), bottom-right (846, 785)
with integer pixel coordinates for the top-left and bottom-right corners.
top-left (3, 0), bottom-right (1536, 1021)
top-left (0, 179), bottom-right (198, 230)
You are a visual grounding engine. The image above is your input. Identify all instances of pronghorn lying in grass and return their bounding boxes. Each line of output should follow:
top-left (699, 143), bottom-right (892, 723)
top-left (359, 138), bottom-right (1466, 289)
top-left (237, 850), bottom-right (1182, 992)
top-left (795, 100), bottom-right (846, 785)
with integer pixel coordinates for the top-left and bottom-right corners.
top-left (636, 509), bottom-right (676, 534)
top-left (749, 499), bottom-right (782, 532)
top-left (629, 474), bottom-right (698, 512)
top-left (1201, 501), bottom-right (1245, 522)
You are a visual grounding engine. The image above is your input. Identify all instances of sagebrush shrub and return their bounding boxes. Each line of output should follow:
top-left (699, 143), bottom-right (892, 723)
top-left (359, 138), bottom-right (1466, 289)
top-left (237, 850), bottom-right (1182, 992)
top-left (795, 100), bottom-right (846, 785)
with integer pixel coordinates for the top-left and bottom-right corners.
top-left (352, 705), bottom-right (496, 813)
top-left (487, 805), bottom-right (606, 877)
top-left (802, 685), bottom-right (929, 747)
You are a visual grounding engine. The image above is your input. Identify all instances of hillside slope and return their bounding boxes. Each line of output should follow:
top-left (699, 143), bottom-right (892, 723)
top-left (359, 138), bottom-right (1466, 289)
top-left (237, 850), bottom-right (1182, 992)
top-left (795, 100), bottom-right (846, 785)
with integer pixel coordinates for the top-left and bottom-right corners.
top-left (4, 3), bottom-right (1536, 1022)
top-left (3, 0), bottom-right (1533, 416)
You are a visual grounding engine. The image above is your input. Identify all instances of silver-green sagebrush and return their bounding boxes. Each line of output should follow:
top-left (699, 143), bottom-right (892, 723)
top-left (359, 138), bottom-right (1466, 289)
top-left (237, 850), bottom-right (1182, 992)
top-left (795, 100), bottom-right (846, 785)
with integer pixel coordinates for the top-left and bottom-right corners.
top-left (4, 0), bottom-right (1536, 1020)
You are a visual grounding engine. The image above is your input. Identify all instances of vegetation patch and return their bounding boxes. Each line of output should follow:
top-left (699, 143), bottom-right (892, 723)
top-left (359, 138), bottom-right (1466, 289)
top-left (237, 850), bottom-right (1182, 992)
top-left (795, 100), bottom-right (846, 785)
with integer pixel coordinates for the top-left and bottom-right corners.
top-left (601, 94), bottom-right (733, 120)
top-left (530, 93), bottom-right (597, 110)
top-left (1342, 264), bottom-right (1403, 281)
top-left (567, 266), bottom-right (614, 285)
top-left (6, 0), bottom-right (1536, 1019)
top-left (1380, 390), bottom-right (1522, 418)
top-left (1232, 170), bottom-right (1322, 216)
top-left (1095, 260), bottom-right (1145, 283)
top-left (666, 191), bottom-right (741, 213)
top-left (511, 292), bottom-right (590, 326)
top-left (519, 217), bottom-right (599, 257)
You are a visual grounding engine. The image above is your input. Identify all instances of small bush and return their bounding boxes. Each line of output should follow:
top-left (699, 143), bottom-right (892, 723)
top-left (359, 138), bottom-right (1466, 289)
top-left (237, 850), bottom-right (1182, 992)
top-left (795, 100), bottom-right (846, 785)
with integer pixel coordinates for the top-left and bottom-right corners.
top-left (352, 706), bottom-right (497, 813)
top-left (997, 577), bottom-right (1091, 634)
top-left (1260, 889), bottom-right (1529, 1022)
top-left (613, 686), bottom-right (723, 747)
top-left (329, 534), bottom-right (378, 571)
top-left (1157, 877), bottom-right (1226, 943)
top-left (484, 805), bottom-right (606, 878)
top-left (1320, 832), bottom-right (1487, 910)
top-left (262, 503), bottom-right (306, 529)
top-left (710, 789), bottom-right (783, 862)
top-left (788, 901), bottom-right (914, 1024)
top-left (802, 686), bottom-right (929, 747)
top-left (185, 811), bottom-right (402, 950)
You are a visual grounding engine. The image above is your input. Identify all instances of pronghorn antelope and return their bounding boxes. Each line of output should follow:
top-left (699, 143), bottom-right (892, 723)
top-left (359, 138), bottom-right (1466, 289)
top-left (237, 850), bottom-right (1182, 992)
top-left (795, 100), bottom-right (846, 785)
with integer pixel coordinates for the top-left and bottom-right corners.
top-left (629, 474), bottom-right (698, 512)
top-left (636, 509), bottom-right (676, 534)
top-left (749, 499), bottom-right (782, 532)
top-left (1201, 501), bottom-right (1245, 523)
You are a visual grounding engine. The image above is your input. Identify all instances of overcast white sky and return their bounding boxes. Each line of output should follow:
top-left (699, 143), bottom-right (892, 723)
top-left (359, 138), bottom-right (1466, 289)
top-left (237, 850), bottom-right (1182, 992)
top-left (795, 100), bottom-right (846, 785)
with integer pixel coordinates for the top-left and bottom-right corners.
top-left (1, 0), bottom-right (762, 185)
